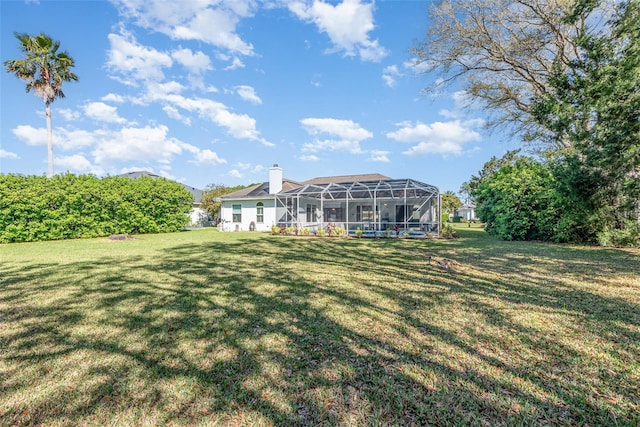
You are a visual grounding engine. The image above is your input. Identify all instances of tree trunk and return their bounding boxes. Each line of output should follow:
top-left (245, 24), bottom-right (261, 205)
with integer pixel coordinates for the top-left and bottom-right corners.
top-left (46, 103), bottom-right (53, 177)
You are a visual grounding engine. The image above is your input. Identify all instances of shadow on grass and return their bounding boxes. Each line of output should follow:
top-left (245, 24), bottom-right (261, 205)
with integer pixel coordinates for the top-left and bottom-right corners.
top-left (0, 233), bottom-right (638, 425)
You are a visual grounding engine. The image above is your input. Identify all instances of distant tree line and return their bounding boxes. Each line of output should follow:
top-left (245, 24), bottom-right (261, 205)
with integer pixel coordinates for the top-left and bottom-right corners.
top-left (0, 174), bottom-right (193, 243)
top-left (419, 0), bottom-right (639, 246)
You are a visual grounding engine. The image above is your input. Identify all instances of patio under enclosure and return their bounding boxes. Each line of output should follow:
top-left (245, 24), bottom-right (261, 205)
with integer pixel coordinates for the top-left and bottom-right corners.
top-left (274, 178), bottom-right (440, 236)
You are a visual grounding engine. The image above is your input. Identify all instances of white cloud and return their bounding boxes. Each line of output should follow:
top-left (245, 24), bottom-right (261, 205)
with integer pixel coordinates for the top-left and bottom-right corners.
top-left (56, 129), bottom-right (101, 150)
top-left (229, 169), bottom-right (243, 178)
top-left (147, 92), bottom-right (272, 145)
top-left (192, 149), bottom-right (227, 165)
top-left (235, 85), bottom-right (262, 105)
top-left (55, 154), bottom-right (103, 174)
top-left (171, 48), bottom-right (213, 74)
top-left (300, 117), bottom-right (372, 154)
top-left (368, 150), bottom-right (389, 162)
top-left (231, 162), bottom-right (264, 174)
top-left (12, 125), bottom-right (46, 146)
top-left (438, 109), bottom-right (461, 119)
top-left (111, 0), bottom-right (255, 55)
top-left (11, 121), bottom-right (229, 173)
top-left (107, 32), bottom-right (173, 84)
top-left (235, 162), bottom-right (252, 170)
top-left (224, 57), bottom-right (246, 70)
top-left (452, 90), bottom-right (474, 108)
top-left (218, 53), bottom-right (246, 70)
top-left (0, 149), bottom-right (19, 159)
top-left (101, 93), bottom-right (125, 103)
top-left (299, 154), bottom-right (319, 161)
top-left (163, 105), bottom-right (192, 125)
top-left (84, 102), bottom-right (128, 124)
top-left (304, 138), bottom-right (363, 153)
top-left (386, 120), bottom-right (483, 156)
top-left (57, 108), bottom-right (81, 121)
top-left (143, 81), bottom-right (185, 102)
top-left (12, 125), bottom-right (95, 150)
top-left (289, 0), bottom-right (388, 62)
top-left (300, 118), bottom-right (372, 140)
top-left (403, 57), bottom-right (433, 74)
top-left (382, 65), bottom-right (401, 88)
top-left (91, 124), bottom-right (185, 165)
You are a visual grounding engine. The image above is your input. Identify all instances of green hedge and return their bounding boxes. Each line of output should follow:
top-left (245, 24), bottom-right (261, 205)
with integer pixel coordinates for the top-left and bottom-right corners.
top-left (0, 174), bottom-right (193, 243)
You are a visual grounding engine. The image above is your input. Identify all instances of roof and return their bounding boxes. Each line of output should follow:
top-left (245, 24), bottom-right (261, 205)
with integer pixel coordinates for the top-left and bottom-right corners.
top-left (279, 178), bottom-right (439, 200)
top-left (302, 173), bottom-right (390, 185)
top-left (218, 173), bottom-right (438, 202)
top-left (117, 171), bottom-right (203, 204)
top-left (219, 178), bottom-right (301, 200)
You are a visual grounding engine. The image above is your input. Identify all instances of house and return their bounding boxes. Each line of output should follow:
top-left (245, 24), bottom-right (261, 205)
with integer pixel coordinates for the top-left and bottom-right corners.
top-left (118, 171), bottom-right (206, 226)
top-left (219, 165), bottom-right (441, 235)
top-left (454, 204), bottom-right (477, 221)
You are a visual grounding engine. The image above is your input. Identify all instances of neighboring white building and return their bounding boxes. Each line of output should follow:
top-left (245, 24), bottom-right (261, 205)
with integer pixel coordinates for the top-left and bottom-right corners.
top-left (454, 204), bottom-right (477, 221)
top-left (219, 165), bottom-right (441, 234)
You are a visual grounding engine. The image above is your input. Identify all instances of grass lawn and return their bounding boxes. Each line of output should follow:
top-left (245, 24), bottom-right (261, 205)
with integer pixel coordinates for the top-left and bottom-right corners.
top-left (1, 228), bottom-right (639, 426)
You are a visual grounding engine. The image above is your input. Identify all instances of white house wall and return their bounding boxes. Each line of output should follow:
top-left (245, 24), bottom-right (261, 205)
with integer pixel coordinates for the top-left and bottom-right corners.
top-left (189, 207), bottom-right (207, 226)
top-left (220, 199), bottom-right (276, 232)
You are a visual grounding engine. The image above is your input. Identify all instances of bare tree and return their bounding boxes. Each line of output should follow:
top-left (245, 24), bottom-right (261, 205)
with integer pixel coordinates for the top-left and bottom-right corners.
top-left (412, 0), bottom-right (607, 148)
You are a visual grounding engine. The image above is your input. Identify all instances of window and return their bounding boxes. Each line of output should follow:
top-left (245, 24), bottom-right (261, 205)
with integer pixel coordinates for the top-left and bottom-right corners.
top-left (356, 205), bottom-right (374, 222)
top-left (256, 202), bottom-right (264, 223)
top-left (232, 204), bottom-right (242, 223)
top-left (412, 204), bottom-right (421, 221)
top-left (306, 203), bottom-right (317, 222)
top-left (324, 207), bottom-right (345, 222)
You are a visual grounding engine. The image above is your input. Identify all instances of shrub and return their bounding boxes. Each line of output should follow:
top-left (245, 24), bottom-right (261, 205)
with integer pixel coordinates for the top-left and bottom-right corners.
top-left (441, 224), bottom-right (457, 239)
top-left (0, 174), bottom-right (192, 243)
top-left (355, 227), bottom-right (363, 238)
top-left (330, 226), bottom-right (346, 237)
top-left (316, 228), bottom-right (326, 237)
top-left (271, 225), bottom-right (281, 235)
top-left (597, 221), bottom-right (640, 247)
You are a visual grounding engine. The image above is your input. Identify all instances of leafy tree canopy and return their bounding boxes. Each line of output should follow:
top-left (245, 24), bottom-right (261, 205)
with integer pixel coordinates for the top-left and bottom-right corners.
top-left (4, 33), bottom-right (78, 177)
top-left (441, 191), bottom-right (463, 215)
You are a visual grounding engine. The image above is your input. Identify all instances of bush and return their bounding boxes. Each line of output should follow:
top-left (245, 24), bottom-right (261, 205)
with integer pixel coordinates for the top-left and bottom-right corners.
top-left (474, 158), bottom-right (560, 241)
top-left (0, 174), bottom-right (192, 243)
top-left (441, 224), bottom-right (457, 239)
top-left (330, 226), bottom-right (345, 237)
top-left (597, 221), bottom-right (640, 247)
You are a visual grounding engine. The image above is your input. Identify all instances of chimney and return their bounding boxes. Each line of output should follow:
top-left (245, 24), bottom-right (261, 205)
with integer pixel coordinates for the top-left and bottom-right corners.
top-left (269, 164), bottom-right (283, 194)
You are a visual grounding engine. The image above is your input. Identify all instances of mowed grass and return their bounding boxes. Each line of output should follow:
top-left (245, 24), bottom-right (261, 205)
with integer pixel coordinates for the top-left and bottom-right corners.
top-left (0, 228), bottom-right (638, 426)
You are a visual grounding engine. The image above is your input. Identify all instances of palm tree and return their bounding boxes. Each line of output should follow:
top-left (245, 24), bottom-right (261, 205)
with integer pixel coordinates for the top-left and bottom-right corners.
top-left (4, 33), bottom-right (78, 177)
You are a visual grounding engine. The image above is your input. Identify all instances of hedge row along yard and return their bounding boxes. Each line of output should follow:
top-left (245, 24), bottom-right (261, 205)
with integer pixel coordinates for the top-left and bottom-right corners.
top-left (0, 174), bottom-right (192, 243)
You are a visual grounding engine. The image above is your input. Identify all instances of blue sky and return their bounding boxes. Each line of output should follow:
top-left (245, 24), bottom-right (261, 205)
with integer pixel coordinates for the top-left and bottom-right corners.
top-left (1, 0), bottom-right (517, 193)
